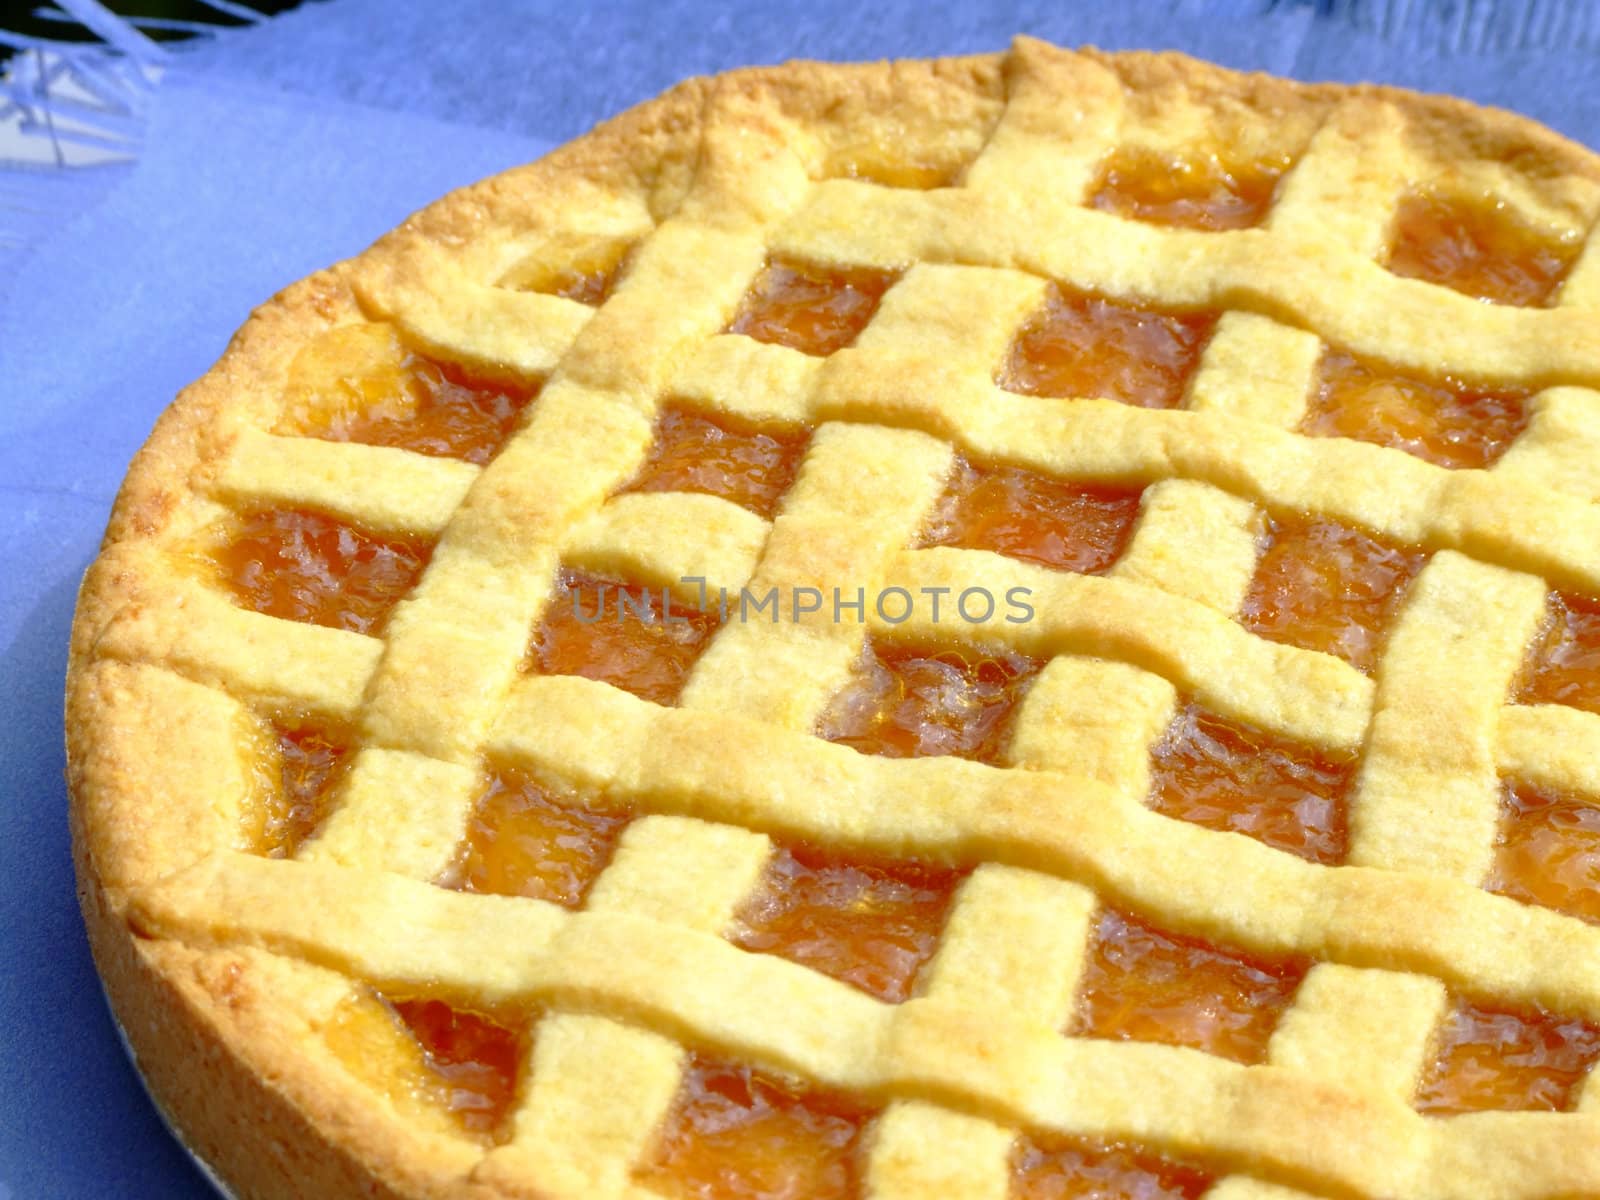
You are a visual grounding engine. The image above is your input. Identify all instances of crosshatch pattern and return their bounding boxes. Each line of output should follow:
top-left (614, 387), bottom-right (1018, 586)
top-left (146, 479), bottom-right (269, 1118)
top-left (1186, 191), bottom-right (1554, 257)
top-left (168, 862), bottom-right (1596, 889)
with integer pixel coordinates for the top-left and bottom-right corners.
top-left (71, 37), bottom-right (1600, 1200)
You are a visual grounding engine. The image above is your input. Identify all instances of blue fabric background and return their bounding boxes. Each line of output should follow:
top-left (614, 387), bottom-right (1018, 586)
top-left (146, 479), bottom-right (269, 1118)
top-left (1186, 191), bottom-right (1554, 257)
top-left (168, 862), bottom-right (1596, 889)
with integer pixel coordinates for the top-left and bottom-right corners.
top-left (3, 2), bottom-right (1599, 1196)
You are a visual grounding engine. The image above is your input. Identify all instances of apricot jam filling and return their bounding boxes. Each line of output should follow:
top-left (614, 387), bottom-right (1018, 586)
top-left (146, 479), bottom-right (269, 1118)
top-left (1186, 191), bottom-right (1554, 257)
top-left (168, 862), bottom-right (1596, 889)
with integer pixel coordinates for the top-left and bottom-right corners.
top-left (496, 236), bottom-right (635, 306)
top-left (440, 766), bottom-right (630, 906)
top-left (835, 154), bottom-right (961, 190)
top-left (297, 349), bottom-right (537, 467)
top-left (1089, 148), bottom-right (1288, 232)
top-left (637, 1056), bottom-right (870, 1200)
top-left (258, 719), bottom-right (351, 858)
top-left (727, 258), bottom-right (897, 357)
top-left (544, 253), bottom-right (630, 307)
top-left (1415, 998), bottom-right (1600, 1114)
top-left (918, 454), bottom-right (1143, 574)
top-left (1073, 908), bottom-right (1305, 1065)
top-left (528, 570), bottom-right (720, 706)
top-left (731, 843), bottom-right (964, 1004)
top-left (622, 403), bottom-right (809, 519)
top-left (1148, 704), bottom-right (1354, 865)
top-left (1486, 781), bottom-right (1600, 925)
top-left (324, 990), bottom-right (526, 1140)
top-left (1515, 591), bottom-right (1600, 714)
top-left (391, 998), bottom-right (525, 1136)
top-left (1386, 192), bottom-right (1578, 307)
top-left (1240, 514), bottom-right (1425, 675)
top-left (1010, 1134), bottom-right (1213, 1200)
top-left (216, 508), bottom-right (431, 636)
top-left (816, 639), bottom-right (1043, 762)
top-left (1301, 351), bottom-right (1530, 471)
top-left (999, 285), bottom-right (1213, 408)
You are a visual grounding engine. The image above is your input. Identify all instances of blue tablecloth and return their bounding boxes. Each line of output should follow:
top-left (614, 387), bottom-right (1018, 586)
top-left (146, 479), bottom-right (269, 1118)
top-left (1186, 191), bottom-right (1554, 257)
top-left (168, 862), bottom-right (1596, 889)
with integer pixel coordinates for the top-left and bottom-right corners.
top-left (3, 2), bottom-right (1599, 1196)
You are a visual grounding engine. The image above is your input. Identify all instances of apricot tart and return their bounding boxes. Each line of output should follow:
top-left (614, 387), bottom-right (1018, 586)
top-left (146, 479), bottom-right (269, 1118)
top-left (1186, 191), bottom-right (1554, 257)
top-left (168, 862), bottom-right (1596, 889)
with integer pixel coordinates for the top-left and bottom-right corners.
top-left (67, 37), bottom-right (1600, 1200)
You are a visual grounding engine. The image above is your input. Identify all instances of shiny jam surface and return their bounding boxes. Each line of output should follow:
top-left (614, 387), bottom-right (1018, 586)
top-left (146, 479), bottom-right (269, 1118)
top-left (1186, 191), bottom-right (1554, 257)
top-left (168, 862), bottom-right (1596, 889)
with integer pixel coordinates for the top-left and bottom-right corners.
top-left (1486, 781), bottom-right (1600, 925)
top-left (1301, 351), bottom-right (1530, 471)
top-left (999, 286), bottom-right (1213, 408)
top-left (1073, 908), bottom-right (1305, 1065)
top-left (732, 844), bottom-right (963, 1003)
top-left (324, 991), bottom-right (525, 1140)
top-left (1148, 705), bottom-right (1354, 865)
top-left (260, 721), bottom-right (350, 857)
top-left (528, 570), bottom-right (719, 706)
top-left (1386, 193), bottom-right (1577, 307)
top-left (389, 998), bottom-right (524, 1136)
top-left (816, 640), bottom-right (1042, 762)
top-left (918, 455), bottom-right (1143, 574)
top-left (303, 352), bottom-right (537, 466)
top-left (499, 239), bottom-right (633, 305)
top-left (1516, 591), bottom-right (1600, 714)
top-left (836, 156), bottom-right (958, 189)
top-left (623, 404), bottom-right (809, 519)
top-left (443, 767), bottom-right (630, 906)
top-left (1010, 1134), bottom-right (1213, 1200)
top-left (727, 258), bottom-right (896, 357)
top-left (637, 1057), bottom-right (868, 1200)
top-left (547, 257), bottom-right (628, 306)
top-left (216, 508), bottom-right (430, 636)
top-left (1089, 149), bottom-right (1287, 232)
top-left (1240, 514), bottom-right (1425, 675)
top-left (1414, 998), bottom-right (1600, 1114)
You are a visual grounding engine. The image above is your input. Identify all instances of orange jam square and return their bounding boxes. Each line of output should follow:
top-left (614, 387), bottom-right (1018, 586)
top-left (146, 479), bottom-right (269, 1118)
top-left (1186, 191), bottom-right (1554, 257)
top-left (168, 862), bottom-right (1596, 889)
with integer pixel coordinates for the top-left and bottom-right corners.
top-left (1240, 514), bottom-right (1425, 675)
top-left (622, 403), bottom-right (810, 519)
top-left (388, 997), bottom-right (526, 1137)
top-left (1516, 591), bottom-right (1600, 714)
top-left (1148, 704), bottom-right (1355, 865)
top-left (727, 258), bottom-right (897, 357)
top-left (1386, 192), bottom-right (1578, 307)
top-left (1088, 148), bottom-right (1288, 231)
top-left (300, 351), bottom-right (538, 467)
top-left (442, 767), bottom-right (630, 907)
top-left (215, 508), bottom-right (431, 637)
top-left (1485, 781), bottom-right (1600, 926)
top-left (258, 719), bottom-right (352, 858)
top-left (1011, 1133), bottom-right (1213, 1200)
top-left (816, 639), bottom-right (1043, 762)
top-left (999, 285), bottom-right (1214, 408)
top-left (637, 1056), bottom-right (870, 1200)
top-left (528, 570), bottom-right (719, 706)
top-left (325, 991), bottom-right (529, 1142)
top-left (731, 843), bottom-right (964, 1003)
top-left (1301, 351), bottom-right (1530, 471)
top-left (1072, 908), bottom-right (1305, 1065)
top-left (1415, 998), bottom-right (1600, 1114)
top-left (499, 239), bottom-right (634, 306)
top-left (918, 454), bottom-right (1143, 574)
top-left (834, 154), bottom-right (962, 189)
top-left (543, 252), bottom-right (630, 306)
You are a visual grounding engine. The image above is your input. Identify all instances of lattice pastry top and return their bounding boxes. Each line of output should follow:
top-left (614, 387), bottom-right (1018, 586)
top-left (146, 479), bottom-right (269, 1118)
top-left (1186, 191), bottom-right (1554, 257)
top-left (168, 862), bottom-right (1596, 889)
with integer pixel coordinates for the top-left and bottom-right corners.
top-left (67, 35), bottom-right (1600, 1200)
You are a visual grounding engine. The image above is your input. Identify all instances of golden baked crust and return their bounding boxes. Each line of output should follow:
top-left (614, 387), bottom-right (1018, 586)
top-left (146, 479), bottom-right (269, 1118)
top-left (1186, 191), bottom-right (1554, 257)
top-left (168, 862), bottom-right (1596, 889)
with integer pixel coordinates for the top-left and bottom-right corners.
top-left (67, 36), bottom-right (1600, 1200)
